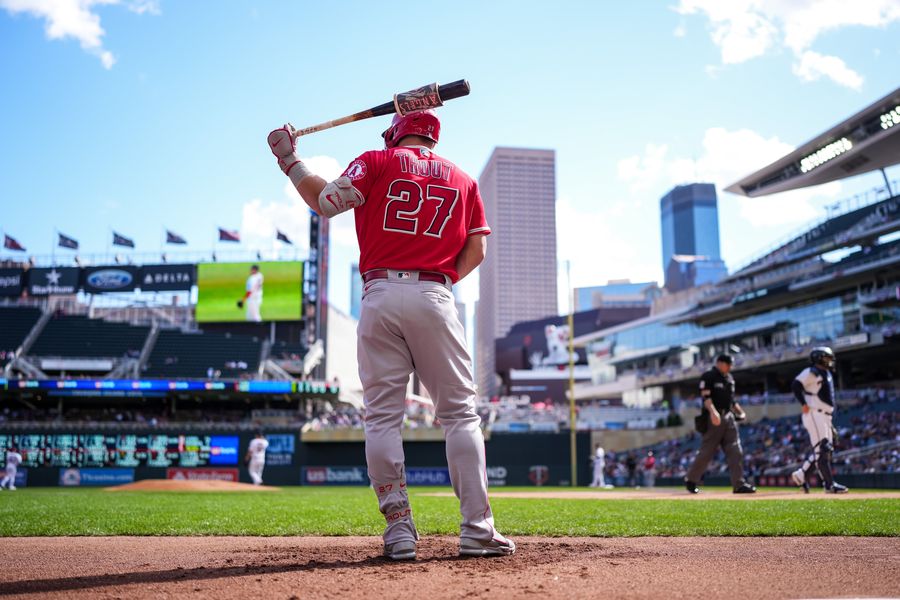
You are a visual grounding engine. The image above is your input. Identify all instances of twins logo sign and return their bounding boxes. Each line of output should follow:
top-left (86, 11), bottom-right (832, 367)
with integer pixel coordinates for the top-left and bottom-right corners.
top-left (529, 465), bottom-right (549, 487)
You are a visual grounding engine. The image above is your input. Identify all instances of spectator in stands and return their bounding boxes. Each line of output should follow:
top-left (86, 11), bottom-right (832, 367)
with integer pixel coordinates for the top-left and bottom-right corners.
top-left (643, 451), bottom-right (656, 488)
top-left (626, 453), bottom-right (638, 488)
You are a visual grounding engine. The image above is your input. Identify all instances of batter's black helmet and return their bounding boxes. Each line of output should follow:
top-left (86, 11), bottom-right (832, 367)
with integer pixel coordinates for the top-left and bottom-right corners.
top-left (809, 346), bottom-right (835, 368)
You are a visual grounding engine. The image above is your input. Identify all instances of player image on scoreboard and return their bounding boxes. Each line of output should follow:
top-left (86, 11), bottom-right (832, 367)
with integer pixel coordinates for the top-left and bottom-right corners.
top-left (196, 261), bottom-right (303, 323)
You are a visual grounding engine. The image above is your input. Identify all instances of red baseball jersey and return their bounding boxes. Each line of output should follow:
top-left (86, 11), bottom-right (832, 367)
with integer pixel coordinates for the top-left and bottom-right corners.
top-left (341, 145), bottom-right (490, 283)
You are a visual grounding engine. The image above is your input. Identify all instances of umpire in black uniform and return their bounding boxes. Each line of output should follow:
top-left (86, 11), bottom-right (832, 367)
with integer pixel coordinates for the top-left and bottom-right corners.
top-left (685, 354), bottom-right (756, 494)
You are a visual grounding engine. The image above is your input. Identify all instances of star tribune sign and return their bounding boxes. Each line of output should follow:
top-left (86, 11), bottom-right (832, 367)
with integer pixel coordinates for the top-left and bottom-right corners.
top-left (29, 267), bottom-right (78, 295)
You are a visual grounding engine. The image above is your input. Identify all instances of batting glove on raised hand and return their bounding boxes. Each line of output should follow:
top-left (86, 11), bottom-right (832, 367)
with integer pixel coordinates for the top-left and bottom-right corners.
top-left (267, 124), bottom-right (301, 175)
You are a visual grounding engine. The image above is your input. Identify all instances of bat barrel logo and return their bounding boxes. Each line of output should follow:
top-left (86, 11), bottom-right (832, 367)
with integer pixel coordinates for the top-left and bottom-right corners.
top-left (394, 82), bottom-right (443, 116)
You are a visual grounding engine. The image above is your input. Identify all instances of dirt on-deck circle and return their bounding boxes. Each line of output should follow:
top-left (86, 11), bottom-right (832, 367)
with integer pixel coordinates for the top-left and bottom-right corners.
top-left (105, 480), bottom-right (280, 492)
top-left (1, 536), bottom-right (898, 599)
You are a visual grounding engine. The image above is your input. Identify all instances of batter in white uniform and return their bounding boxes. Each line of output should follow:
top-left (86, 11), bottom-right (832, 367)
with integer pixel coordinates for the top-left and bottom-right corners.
top-left (1, 448), bottom-right (22, 491)
top-left (790, 347), bottom-right (848, 494)
top-left (238, 265), bottom-right (264, 322)
top-left (245, 433), bottom-right (269, 486)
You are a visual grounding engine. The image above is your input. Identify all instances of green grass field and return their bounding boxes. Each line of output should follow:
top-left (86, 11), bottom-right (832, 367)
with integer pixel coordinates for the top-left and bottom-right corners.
top-left (195, 261), bottom-right (302, 322)
top-left (1, 487), bottom-right (897, 537)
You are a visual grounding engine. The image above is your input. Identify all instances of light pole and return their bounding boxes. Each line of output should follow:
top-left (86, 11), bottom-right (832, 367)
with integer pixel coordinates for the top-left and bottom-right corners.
top-left (566, 260), bottom-right (577, 487)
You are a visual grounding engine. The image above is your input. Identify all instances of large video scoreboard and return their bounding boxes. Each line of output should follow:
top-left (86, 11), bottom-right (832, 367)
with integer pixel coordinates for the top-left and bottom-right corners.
top-left (0, 434), bottom-right (240, 468)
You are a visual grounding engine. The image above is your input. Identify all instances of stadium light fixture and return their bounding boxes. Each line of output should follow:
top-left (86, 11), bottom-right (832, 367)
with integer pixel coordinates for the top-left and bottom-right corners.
top-left (799, 137), bottom-right (853, 173)
top-left (880, 105), bottom-right (900, 130)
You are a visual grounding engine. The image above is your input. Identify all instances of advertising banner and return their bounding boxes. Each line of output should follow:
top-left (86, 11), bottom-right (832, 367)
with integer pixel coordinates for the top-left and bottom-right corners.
top-left (139, 264), bottom-right (195, 291)
top-left (405, 467), bottom-right (452, 486)
top-left (59, 468), bottom-right (135, 486)
top-left (81, 266), bottom-right (139, 294)
top-left (167, 468), bottom-right (238, 481)
top-left (486, 465), bottom-right (508, 486)
top-left (0, 268), bottom-right (23, 297)
top-left (27, 267), bottom-right (79, 295)
top-left (208, 436), bottom-right (239, 465)
top-left (301, 466), bottom-right (369, 486)
top-left (196, 261), bottom-right (303, 322)
top-left (263, 434), bottom-right (295, 467)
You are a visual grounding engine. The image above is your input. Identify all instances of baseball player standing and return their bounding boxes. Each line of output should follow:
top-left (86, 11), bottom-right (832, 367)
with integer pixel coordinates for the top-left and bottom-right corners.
top-left (1, 447), bottom-right (22, 491)
top-left (790, 347), bottom-right (848, 493)
top-left (245, 433), bottom-right (269, 486)
top-left (238, 265), bottom-right (264, 322)
top-left (267, 109), bottom-right (514, 560)
top-left (590, 445), bottom-right (608, 488)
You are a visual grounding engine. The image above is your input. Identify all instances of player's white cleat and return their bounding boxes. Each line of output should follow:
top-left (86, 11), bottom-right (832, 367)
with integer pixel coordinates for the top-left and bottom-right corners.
top-left (8, 486), bottom-right (15, 491)
top-left (825, 483), bottom-right (849, 494)
top-left (383, 540), bottom-right (416, 561)
top-left (790, 469), bottom-right (805, 487)
top-left (459, 534), bottom-right (516, 557)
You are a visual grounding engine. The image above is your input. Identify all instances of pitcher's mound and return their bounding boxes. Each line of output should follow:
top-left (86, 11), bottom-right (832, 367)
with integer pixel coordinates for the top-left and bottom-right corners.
top-left (106, 480), bottom-right (280, 492)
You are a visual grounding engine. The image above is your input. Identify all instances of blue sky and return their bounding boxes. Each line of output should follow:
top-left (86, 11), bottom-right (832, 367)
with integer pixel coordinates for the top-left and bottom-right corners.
top-left (2, 0), bottom-right (899, 316)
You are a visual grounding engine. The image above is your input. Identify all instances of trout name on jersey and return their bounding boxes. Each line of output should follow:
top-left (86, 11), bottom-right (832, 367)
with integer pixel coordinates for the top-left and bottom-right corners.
top-left (397, 151), bottom-right (453, 182)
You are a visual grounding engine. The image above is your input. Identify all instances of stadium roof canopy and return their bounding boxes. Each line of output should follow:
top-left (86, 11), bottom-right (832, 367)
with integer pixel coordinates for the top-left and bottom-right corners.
top-left (726, 86), bottom-right (900, 197)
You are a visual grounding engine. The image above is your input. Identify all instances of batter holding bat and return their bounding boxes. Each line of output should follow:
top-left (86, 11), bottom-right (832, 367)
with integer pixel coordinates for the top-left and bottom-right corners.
top-left (267, 82), bottom-right (514, 561)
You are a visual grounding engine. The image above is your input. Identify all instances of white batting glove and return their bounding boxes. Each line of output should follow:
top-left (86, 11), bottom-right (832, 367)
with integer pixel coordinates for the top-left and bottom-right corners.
top-left (267, 124), bottom-right (302, 176)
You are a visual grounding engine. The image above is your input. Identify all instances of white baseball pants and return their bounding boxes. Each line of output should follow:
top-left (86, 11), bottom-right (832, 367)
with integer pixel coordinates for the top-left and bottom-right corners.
top-left (245, 298), bottom-right (262, 322)
top-left (799, 394), bottom-right (834, 474)
top-left (358, 272), bottom-right (495, 545)
top-left (591, 462), bottom-right (605, 487)
top-left (1, 465), bottom-right (16, 489)
top-left (248, 460), bottom-right (264, 485)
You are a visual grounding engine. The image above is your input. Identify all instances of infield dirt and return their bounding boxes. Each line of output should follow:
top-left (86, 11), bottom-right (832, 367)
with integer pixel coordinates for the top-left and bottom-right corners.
top-left (1, 536), bottom-right (898, 599)
top-left (105, 480), bottom-right (280, 492)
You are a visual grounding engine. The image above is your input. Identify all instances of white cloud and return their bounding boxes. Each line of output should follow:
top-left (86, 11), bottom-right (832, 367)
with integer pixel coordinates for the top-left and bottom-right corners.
top-left (792, 50), bottom-right (864, 90)
top-left (617, 126), bottom-right (842, 228)
top-left (240, 155), bottom-right (357, 257)
top-left (0, 0), bottom-right (158, 69)
top-left (616, 143), bottom-right (670, 193)
top-left (675, 0), bottom-right (900, 89)
top-left (675, 0), bottom-right (778, 64)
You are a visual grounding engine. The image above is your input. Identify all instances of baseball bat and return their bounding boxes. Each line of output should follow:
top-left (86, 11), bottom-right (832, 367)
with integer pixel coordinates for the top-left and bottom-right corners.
top-left (290, 80), bottom-right (470, 139)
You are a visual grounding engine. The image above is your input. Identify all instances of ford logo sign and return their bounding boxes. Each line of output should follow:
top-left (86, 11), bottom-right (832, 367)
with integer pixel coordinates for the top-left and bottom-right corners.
top-left (87, 269), bottom-right (133, 290)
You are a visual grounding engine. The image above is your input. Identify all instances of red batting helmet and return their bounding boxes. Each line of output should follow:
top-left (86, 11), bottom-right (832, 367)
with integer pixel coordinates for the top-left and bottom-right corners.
top-left (382, 109), bottom-right (441, 149)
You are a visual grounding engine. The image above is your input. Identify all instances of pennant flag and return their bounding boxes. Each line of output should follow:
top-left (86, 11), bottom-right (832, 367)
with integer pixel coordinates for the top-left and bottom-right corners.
top-left (218, 228), bottom-right (240, 242)
top-left (113, 231), bottom-right (135, 248)
top-left (58, 232), bottom-right (79, 249)
top-left (276, 230), bottom-right (293, 245)
top-left (3, 234), bottom-right (26, 252)
top-left (166, 230), bottom-right (187, 245)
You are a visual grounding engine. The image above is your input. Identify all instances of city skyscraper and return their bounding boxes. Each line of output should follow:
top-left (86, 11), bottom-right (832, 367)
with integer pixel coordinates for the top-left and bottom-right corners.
top-left (659, 183), bottom-right (727, 290)
top-left (476, 147), bottom-right (558, 396)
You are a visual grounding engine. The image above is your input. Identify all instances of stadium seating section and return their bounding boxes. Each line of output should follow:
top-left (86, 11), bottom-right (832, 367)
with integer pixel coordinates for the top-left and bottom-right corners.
top-left (741, 195), bottom-right (900, 273)
top-left (30, 315), bottom-right (149, 359)
top-left (144, 329), bottom-right (262, 379)
top-left (270, 340), bottom-right (309, 360)
top-left (0, 306), bottom-right (42, 366)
